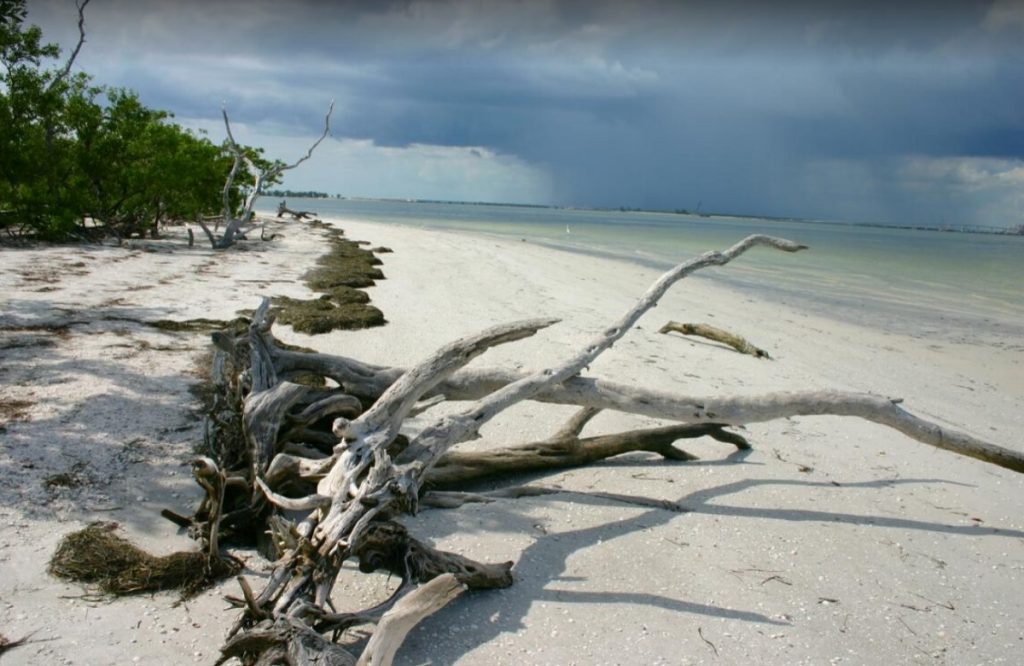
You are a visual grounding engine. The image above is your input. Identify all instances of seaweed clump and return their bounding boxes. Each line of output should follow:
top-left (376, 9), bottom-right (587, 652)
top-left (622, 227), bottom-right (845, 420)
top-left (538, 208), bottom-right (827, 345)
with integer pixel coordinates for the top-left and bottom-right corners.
top-left (272, 295), bottom-right (384, 334)
top-left (303, 230), bottom-right (384, 291)
top-left (0, 399), bottom-right (34, 433)
top-left (48, 522), bottom-right (240, 598)
top-left (151, 317), bottom-right (250, 333)
top-left (272, 229), bottom-right (388, 334)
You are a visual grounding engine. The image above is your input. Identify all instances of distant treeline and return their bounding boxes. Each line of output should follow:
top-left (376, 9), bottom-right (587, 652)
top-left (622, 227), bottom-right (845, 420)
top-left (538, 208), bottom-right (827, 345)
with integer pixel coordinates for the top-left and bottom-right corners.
top-left (266, 190), bottom-right (332, 199)
top-left (1, 1), bottom-right (278, 241)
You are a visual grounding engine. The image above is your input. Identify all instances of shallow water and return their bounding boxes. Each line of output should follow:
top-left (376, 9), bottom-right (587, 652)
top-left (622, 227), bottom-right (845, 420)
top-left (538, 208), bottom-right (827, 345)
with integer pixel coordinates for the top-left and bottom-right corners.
top-left (266, 198), bottom-right (1024, 340)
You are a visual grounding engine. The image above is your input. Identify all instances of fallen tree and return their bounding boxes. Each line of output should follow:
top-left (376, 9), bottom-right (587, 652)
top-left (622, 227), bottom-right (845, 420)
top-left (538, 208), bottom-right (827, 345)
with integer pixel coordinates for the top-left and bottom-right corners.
top-left (277, 201), bottom-right (318, 220)
top-left (158, 235), bottom-right (1023, 664)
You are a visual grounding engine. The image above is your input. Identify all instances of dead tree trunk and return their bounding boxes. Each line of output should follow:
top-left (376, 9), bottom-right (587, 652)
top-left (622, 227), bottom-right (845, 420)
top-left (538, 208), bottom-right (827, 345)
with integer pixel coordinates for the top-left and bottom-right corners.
top-left (196, 104), bottom-right (334, 250)
top-left (172, 235), bottom-right (1024, 665)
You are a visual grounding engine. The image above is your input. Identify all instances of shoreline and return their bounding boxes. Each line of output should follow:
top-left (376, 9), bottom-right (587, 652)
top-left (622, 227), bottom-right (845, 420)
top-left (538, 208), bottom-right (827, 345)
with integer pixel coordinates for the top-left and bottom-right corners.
top-left (271, 195), bottom-right (1024, 237)
top-left (263, 206), bottom-right (1024, 346)
top-left (2, 216), bottom-right (1023, 664)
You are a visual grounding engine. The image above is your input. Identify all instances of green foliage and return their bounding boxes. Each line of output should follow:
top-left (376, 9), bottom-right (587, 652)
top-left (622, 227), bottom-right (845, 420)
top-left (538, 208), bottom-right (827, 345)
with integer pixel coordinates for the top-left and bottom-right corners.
top-left (0, 0), bottom-right (261, 240)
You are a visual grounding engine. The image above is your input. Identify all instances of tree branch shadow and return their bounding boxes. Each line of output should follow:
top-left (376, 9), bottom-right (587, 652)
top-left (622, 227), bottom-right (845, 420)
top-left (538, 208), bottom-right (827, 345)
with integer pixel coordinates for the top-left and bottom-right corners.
top-left (393, 469), bottom-right (1020, 665)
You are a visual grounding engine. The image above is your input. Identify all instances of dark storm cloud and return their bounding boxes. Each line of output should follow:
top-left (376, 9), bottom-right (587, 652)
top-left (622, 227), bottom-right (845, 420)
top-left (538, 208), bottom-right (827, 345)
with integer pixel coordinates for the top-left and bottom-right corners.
top-left (25, 0), bottom-right (1024, 224)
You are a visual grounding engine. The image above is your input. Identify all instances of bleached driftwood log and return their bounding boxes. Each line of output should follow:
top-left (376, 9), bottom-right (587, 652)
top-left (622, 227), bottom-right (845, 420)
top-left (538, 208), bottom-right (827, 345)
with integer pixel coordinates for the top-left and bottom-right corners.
top-left (659, 320), bottom-right (771, 358)
top-left (196, 103), bottom-right (334, 250)
top-left (264, 346), bottom-right (1024, 473)
top-left (277, 201), bottom-right (318, 220)
top-left (191, 234), bottom-right (1023, 665)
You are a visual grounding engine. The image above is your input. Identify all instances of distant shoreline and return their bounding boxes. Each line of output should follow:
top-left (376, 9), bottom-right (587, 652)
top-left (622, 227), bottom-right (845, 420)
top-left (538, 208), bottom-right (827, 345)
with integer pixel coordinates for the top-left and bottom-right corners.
top-left (269, 193), bottom-right (1024, 237)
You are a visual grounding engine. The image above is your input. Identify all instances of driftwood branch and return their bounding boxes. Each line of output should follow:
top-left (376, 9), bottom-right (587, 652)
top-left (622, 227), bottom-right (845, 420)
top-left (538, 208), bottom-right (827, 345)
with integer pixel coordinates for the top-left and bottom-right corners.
top-left (355, 574), bottom-right (465, 666)
top-left (420, 485), bottom-right (688, 513)
top-left (431, 381), bottom-right (1023, 474)
top-left (660, 320), bottom-right (771, 358)
top-left (424, 417), bottom-right (751, 487)
top-left (397, 236), bottom-right (805, 475)
top-left (274, 347), bottom-right (1014, 474)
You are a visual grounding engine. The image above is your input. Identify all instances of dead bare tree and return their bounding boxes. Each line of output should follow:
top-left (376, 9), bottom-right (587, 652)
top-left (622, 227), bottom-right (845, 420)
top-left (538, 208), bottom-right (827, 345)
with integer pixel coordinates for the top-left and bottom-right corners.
top-left (195, 103), bottom-right (334, 249)
top-left (46, 0), bottom-right (91, 93)
top-left (37, 0), bottom-right (91, 199)
top-left (174, 234), bottom-right (1023, 664)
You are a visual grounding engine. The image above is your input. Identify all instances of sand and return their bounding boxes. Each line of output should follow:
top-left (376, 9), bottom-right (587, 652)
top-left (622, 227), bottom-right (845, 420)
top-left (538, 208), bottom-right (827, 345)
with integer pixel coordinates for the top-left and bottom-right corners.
top-left (1, 217), bottom-right (1022, 665)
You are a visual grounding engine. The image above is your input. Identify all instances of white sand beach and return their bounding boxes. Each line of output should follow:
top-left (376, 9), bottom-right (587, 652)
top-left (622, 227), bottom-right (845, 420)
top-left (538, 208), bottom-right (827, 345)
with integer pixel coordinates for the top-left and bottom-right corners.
top-left (1, 217), bottom-right (1022, 665)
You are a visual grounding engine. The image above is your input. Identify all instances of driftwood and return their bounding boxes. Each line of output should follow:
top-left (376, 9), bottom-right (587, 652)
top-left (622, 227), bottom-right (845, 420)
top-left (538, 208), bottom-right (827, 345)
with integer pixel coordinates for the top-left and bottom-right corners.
top-left (196, 104), bottom-right (334, 249)
top-left (277, 201), bottom-right (318, 220)
top-left (355, 574), bottom-right (465, 666)
top-left (163, 235), bottom-right (1023, 665)
top-left (659, 320), bottom-right (771, 358)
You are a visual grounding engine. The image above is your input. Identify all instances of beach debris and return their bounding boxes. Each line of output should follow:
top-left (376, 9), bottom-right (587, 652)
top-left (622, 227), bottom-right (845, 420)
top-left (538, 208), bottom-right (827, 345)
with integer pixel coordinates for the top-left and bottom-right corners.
top-left (269, 227), bottom-right (387, 334)
top-left (659, 320), bottom-right (771, 358)
top-left (49, 455), bottom-right (241, 598)
top-left (0, 398), bottom-right (35, 429)
top-left (42, 461), bottom-right (89, 489)
top-left (272, 295), bottom-right (384, 334)
top-left (698, 626), bottom-right (719, 656)
top-left (80, 233), bottom-right (1023, 664)
top-left (424, 412), bottom-right (749, 487)
top-left (276, 201), bottom-right (318, 220)
top-left (48, 521), bottom-right (240, 598)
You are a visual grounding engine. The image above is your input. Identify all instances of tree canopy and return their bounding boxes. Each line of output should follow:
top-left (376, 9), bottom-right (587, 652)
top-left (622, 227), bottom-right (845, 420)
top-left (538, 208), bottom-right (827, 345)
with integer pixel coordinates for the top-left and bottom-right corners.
top-left (0, 0), bottom-right (270, 240)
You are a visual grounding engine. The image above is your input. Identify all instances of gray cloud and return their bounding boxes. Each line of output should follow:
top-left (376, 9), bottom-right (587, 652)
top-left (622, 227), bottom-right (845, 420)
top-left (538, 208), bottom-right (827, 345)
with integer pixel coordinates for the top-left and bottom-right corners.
top-left (25, 0), bottom-right (1024, 225)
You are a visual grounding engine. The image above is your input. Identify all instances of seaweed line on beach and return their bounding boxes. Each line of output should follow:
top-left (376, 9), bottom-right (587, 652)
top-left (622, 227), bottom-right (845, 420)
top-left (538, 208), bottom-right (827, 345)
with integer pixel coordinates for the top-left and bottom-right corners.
top-left (270, 222), bottom-right (389, 334)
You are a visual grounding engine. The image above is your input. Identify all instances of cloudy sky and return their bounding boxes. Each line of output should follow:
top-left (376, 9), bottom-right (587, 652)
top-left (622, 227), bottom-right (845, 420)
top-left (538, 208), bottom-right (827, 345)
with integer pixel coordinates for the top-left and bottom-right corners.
top-left (26, 0), bottom-right (1024, 227)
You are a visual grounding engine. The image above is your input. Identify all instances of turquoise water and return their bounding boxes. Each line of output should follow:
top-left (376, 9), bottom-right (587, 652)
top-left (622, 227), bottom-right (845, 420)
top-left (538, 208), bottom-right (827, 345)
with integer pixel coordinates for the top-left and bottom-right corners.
top-left (265, 198), bottom-right (1024, 338)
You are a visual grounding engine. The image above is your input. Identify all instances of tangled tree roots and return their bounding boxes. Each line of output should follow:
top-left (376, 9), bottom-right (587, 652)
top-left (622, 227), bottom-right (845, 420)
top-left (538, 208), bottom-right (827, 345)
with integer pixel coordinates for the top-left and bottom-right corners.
top-left (48, 522), bottom-right (241, 598)
top-left (97, 234), bottom-right (1023, 664)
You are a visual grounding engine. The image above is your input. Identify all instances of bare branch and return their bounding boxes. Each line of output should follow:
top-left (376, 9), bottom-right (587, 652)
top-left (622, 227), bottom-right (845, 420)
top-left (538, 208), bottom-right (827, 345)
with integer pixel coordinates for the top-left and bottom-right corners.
top-left (216, 103), bottom-right (335, 247)
top-left (255, 477), bottom-right (331, 511)
top-left (430, 375), bottom-right (1024, 473)
top-left (269, 100), bottom-right (335, 178)
top-left (355, 574), bottom-right (465, 666)
top-left (48, 0), bottom-right (90, 89)
top-left (350, 317), bottom-right (559, 443)
top-left (193, 217), bottom-right (218, 249)
top-left (403, 235), bottom-right (806, 472)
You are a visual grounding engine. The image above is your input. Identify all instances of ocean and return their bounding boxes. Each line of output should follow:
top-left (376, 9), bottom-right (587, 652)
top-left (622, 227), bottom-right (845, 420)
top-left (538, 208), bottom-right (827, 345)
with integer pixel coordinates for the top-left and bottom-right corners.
top-left (263, 198), bottom-right (1024, 341)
